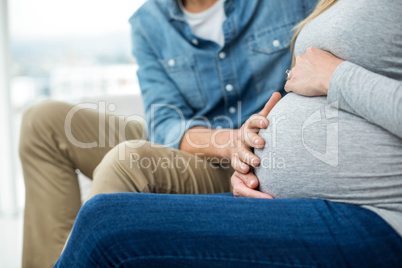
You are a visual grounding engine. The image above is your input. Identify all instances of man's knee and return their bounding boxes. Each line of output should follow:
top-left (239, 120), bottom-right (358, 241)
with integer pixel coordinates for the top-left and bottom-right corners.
top-left (92, 141), bottom-right (166, 193)
top-left (19, 101), bottom-right (72, 158)
top-left (96, 140), bottom-right (156, 171)
top-left (21, 101), bottom-right (72, 131)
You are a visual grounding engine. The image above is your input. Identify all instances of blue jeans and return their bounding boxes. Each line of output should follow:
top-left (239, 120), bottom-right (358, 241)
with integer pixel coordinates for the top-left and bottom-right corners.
top-left (54, 193), bottom-right (402, 268)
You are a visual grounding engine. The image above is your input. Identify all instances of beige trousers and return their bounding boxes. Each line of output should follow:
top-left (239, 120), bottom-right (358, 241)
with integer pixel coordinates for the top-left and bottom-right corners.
top-left (19, 101), bottom-right (233, 268)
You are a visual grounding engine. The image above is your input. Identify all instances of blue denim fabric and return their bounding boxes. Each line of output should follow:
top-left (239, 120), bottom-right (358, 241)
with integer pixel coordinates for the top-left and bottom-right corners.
top-left (55, 193), bottom-right (402, 267)
top-left (130, 0), bottom-right (318, 149)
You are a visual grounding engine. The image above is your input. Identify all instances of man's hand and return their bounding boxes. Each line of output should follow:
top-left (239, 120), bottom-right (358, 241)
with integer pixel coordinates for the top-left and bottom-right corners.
top-left (180, 93), bottom-right (281, 198)
top-left (227, 92), bottom-right (281, 174)
top-left (231, 171), bottom-right (273, 199)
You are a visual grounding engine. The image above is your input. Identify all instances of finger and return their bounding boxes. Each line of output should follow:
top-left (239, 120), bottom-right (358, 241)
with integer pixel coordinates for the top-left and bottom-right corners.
top-left (231, 154), bottom-right (250, 174)
top-left (246, 114), bottom-right (269, 129)
top-left (235, 147), bottom-right (260, 168)
top-left (232, 174), bottom-right (273, 199)
top-left (295, 54), bottom-right (304, 65)
top-left (243, 131), bottom-right (265, 149)
top-left (258, 92), bottom-right (282, 118)
top-left (235, 171), bottom-right (259, 189)
top-left (286, 68), bottom-right (294, 81)
top-left (284, 77), bottom-right (296, 92)
top-left (284, 80), bottom-right (291, 92)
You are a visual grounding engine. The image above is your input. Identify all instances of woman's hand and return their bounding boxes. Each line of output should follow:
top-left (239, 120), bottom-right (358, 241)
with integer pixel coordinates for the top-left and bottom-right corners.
top-left (285, 47), bottom-right (344, 96)
top-left (231, 171), bottom-right (274, 199)
top-left (226, 92), bottom-right (281, 174)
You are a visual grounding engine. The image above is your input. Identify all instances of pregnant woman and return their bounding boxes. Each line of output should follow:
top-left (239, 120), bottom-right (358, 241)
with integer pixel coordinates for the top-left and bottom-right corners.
top-left (54, 0), bottom-right (402, 267)
top-left (255, 0), bottom-right (402, 237)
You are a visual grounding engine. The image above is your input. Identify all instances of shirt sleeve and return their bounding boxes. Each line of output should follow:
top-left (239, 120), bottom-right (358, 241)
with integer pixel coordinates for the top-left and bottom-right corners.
top-left (328, 61), bottom-right (402, 139)
top-left (131, 20), bottom-right (209, 149)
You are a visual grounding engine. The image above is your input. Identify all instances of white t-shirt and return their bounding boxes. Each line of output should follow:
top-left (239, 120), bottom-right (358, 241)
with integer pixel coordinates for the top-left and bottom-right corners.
top-left (179, 0), bottom-right (227, 47)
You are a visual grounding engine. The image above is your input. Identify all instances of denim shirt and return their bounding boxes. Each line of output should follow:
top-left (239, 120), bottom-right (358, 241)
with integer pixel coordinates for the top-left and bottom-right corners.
top-left (130, 0), bottom-right (318, 149)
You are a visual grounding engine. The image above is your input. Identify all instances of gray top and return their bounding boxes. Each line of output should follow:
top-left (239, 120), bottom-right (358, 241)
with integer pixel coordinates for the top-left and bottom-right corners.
top-left (255, 0), bottom-right (402, 236)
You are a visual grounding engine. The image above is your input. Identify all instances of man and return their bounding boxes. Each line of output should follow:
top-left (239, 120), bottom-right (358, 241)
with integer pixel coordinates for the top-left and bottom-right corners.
top-left (19, 0), bottom-right (317, 267)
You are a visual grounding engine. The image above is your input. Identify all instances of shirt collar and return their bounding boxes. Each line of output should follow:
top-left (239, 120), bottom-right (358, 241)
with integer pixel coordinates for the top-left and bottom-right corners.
top-left (168, 0), bottom-right (185, 21)
top-left (168, 0), bottom-right (232, 21)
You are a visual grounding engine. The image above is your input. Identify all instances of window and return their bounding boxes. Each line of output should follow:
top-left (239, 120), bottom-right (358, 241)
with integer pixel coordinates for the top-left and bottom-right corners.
top-left (5, 0), bottom-right (146, 213)
top-left (1, 1), bottom-right (146, 265)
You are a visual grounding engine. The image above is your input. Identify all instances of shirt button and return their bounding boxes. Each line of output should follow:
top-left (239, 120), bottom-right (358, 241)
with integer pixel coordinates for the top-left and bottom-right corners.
top-left (192, 39), bottom-right (199, 45)
top-left (219, 52), bottom-right (226, 59)
top-left (272, 40), bottom-right (280, 47)
top-left (216, 125), bottom-right (223, 130)
top-left (225, 84), bottom-right (233, 92)
top-left (168, 59), bottom-right (175, 67)
top-left (229, 107), bottom-right (237, 114)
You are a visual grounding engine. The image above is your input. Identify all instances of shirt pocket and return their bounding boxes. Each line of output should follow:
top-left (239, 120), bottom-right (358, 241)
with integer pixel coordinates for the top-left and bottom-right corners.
top-left (159, 54), bottom-right (206, 110)
top-left (247, 23), bottom-right (295, 93)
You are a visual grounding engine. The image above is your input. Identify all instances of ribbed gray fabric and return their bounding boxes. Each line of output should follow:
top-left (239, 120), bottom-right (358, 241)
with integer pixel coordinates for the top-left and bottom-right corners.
top-left (255, 0), bottom-right (402, 236)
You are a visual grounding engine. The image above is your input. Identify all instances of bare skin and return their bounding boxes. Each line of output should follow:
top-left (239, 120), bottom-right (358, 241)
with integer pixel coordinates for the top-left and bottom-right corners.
top-left (181, 0), bottom-right (219, 13)
top-left (181, 92), bottom-right (281, 200)
top-left (285, 47), bottom-right (344, 95)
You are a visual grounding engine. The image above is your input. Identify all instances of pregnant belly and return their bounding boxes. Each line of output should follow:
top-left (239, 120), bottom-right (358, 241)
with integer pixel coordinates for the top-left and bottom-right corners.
top-left (254, 93), bottom-right (402, 204)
